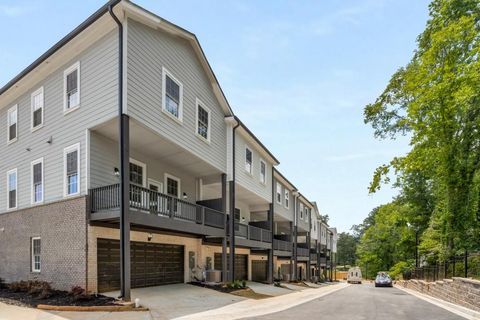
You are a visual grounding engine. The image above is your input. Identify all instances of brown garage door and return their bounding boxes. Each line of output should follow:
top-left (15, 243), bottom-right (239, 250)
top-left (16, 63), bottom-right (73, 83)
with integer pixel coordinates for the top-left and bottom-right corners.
top-left (214, 253), bottom-right (248, 280)
top-left (251, 260), bottom-right (268, 283)
top-left (97, 238), bottom-right (184, 292)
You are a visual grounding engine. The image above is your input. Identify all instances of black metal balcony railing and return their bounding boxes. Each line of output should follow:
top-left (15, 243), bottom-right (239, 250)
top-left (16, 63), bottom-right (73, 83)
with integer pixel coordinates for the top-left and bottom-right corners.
top-left (90, 184), bottom-right (225, 229)
top-left (230, 222), bottom-right (272, 243)
top-left (273, 239), bottom-right (292, 252)
top-left (297, 247), bottom-right (310, 257)
top-left (310, 253), bottom-right (318, 262)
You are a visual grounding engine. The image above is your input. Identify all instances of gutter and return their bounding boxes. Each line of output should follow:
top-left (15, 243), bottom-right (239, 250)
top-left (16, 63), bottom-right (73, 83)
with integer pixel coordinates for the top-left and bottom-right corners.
top-left (0, 0), bottom-right (121, 96)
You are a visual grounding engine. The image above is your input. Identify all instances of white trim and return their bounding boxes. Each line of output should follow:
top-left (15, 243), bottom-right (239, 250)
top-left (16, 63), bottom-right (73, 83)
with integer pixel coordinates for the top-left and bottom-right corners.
top-left (129, 158), bottom-right (147, 187)
top-left (245, 147), bottom-right (253, 175)
top-left (85, 129), bottom-right (90, 193)
top-left (259, 159), bottom-right (267, 185)
top-left (31, 237), bottom-right (41, 273)
top-left (285, 189), bottom-right (290, 209)
top-left (164, 173), bottom-right (181, 198)
top-left (63, 143), bottom-right (81, 197)
top-left (161, 66), bottom-right (183, 123)
top-left (31, 157), bottom-right (44, 205)
top-left (63, 61), bottom-right (81, 114)
top-left (6, 168), bottom-right (18, 210)
top-left (195, 98), bottom-right (211, 143)
top-left (7, 104), bottom-right (18, 144)
top-left (30, 86), bottom-right (44, 132)
top-left (148, 178), bottom-right (164, 193)
top-left (276, 182), bottom-right (282, 205)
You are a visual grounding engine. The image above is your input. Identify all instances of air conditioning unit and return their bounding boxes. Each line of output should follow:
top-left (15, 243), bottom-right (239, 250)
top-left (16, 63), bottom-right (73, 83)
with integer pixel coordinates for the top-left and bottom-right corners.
top-left (206, 270), bottom-right (222, 283)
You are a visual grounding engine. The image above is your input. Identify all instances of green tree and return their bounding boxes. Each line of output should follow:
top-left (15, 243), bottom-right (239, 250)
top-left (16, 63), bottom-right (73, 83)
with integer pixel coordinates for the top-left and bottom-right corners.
top-left (364, 0), bottom-right (480, 257)
top-left (336, 232), bottom-right (358, 266)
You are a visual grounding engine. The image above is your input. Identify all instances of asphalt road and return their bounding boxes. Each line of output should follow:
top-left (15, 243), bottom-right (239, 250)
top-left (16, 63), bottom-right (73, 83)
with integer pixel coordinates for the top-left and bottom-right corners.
top-left (246, 283), bottom-right (465, 320)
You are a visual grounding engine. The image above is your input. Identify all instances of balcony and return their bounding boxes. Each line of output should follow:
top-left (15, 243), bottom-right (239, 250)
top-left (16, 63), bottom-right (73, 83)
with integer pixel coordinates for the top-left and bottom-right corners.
top-left (89, 184), bottom-right (226, 237)
top-left (297, 247), bottom-right (310, 257)
top-left (310, 253), bottom-right (318, 263)
top-left (226, 222), bottom-right (272, 249)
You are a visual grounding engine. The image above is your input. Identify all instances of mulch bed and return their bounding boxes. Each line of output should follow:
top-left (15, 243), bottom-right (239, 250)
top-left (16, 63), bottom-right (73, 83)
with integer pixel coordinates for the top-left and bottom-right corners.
top-left (189, 281), bottom-right (242, 294)
top-left (0, 288), bottom-right (117, 308)
top-left (189, 282), bottom-right (272, 299)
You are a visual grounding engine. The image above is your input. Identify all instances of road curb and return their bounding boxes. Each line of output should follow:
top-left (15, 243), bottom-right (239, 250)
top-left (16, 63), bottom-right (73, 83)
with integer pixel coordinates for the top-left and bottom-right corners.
top-left (395, 285), bottom-right (480, 320)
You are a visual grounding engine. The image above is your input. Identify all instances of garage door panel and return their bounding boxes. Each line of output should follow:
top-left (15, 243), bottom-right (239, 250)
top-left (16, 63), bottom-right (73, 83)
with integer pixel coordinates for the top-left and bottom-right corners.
top-left (214, 253), bottom-right (248, 280)
top-left (97, 239), bottom-right (184, 292)
top-left (252, 260), bottom-right (268, 282)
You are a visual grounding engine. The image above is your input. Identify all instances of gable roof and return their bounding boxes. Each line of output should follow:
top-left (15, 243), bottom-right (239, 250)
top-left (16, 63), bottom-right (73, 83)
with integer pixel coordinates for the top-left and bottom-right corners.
top-left (0, 0), bottom-right (234, 116)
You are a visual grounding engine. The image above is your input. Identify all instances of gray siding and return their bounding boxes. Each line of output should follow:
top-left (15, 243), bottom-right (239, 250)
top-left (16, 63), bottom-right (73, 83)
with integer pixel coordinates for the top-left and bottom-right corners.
top-left (273, 178), bottom-right (294, 221)
top-left (126, 19), bottom-right (227, 173)
top-left (297, 199), bottom-right (310, 231)
top-left (234, 132), bottom-right (273, 203)
top-left (90, 132), bottom-right (198, 201)
top-left (0, 31), bottom-right (118, 213)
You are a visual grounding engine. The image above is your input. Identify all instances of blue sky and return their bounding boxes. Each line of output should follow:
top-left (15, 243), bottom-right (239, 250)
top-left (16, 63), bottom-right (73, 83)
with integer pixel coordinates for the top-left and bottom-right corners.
top-left (0, 0), bottom-right (430, 232)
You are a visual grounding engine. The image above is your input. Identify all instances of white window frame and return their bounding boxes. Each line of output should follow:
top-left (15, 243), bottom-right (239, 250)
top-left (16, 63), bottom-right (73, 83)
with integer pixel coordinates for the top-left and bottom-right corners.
top-left (195, 98), bottom-right (211, 143)
top-left (63, 143), bottom-right (81, 197)
top-left (31, 87), bottom-right (44, 131)
top-left (300, 203), bottom-right (304, 220)
top-left (285, 190), bottom-right (290, 209)
top-left (31, 157), bottom-right (44, 205)
top-left (7, 168), bottom-right (17, 210)
top-left (63, 61), bottom-right (81, 113)
top-left (162, 67), bottom-right (183, 123)
top-left (7, 105), bottom-right (18, 144)
top-left (245, 147), bottom-right (253, 174)
top-left (276, 182), bottom-right (282, 204)
top-left (31, 237), bottom-right (41, 273)
top-left (129, 158), bottom-right (147, 187)
top-left (260, 159), bottom-right (267, 185)
top-left (164, 173), bottom-right (181, 198)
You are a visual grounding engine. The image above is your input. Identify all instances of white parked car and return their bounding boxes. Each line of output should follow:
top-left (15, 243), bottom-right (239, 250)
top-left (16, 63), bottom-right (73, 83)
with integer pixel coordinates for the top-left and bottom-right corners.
top-left (347, 267), bottom-right (362, 284)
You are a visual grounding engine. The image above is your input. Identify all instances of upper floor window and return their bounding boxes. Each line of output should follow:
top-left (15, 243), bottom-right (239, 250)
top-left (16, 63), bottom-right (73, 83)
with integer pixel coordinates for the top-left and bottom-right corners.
top-left (196, 99), bottom-right (210, 142)
top-left (165, 174), bottom-right (180, 198)
top-left (285, 190), bottom-right (290, 209)
top-left (260, 160), bottom-right (266, 184)
top-left (300, 203), bottom-right (304, 220)
top-left (276, 182), bottom-right (282, 204)
top-left (7, 105), bottom-right (17, 143)
top-left (64, 62), bottom-right (80, 112)
top-left (7, 168), bottom-right (17, 210)
top-left (130, 159), bottom-right (146, 187)
top-left (31, 237), bottom-right (41, 272)
top-left (31, 87), bottom-right (44, 130)
top-left (31, 158), bottom-right (44, 204)
top-left (245, 147), bottom-right (252, 174)
top-left (64, 144), bottom-right (80, 196)
top-left (162, 67), bottom-right (183, 121)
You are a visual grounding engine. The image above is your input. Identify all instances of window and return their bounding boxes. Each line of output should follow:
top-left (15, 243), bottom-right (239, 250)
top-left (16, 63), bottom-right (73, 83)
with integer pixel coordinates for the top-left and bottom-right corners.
top-left (31, 158), bottom-right (44, 204)
top-left (7, 105), bottom-right (17, 143)
top-left (300, 203), bottom-right (304, 220)
top-left (129, 159), bottom-right (146, 186)
top-left (7, 169), bottom-right (17, 210)
top-left (276, 182), bottom-right (282, 204)
top-left (162, 67), bottom-right (183, 121)
top-left (64, 144), bottom-right (80, 196)
top-left (64, 62), bottom-right (80, 112)
top-left (196, 99), bottom-right (210, 141)
top-left (245, 147), bottom-right (252, 174)
top-left (165, 174), bottom-right (180, 198)
top-left (31, 87), bottom-right (44, 130)
top-left (285, 190), bottom-right (290, 209)
top-left (31, 237), bottom-right (41, 272)
top-left (260, 160), bottom-right (266, 184)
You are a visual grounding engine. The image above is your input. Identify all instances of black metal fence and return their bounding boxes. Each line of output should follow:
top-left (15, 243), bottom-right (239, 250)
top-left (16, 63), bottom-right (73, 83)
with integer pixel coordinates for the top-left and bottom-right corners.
top-left (404, 252), bottom-right (480, 281)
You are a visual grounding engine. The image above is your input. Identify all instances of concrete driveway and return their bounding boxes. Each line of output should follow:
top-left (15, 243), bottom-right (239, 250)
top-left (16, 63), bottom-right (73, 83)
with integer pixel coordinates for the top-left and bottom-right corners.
top-left (105, 284), bottom-right (246, 320)
top-left (246, 282), bottom-right (292, 296)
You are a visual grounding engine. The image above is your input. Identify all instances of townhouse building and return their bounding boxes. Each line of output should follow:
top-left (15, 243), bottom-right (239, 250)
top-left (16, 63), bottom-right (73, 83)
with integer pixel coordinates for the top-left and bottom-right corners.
top-left (0, 0), bottom-right (337, 295)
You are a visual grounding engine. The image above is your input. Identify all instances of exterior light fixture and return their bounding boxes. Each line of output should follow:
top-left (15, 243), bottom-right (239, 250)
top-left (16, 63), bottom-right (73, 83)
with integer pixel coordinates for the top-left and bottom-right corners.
top-left (114, 167), bottom-right (120, 177)
top-left (183, 192), bottom-right (187, 200)
top-left (147, 233), bottom-right (153, 241)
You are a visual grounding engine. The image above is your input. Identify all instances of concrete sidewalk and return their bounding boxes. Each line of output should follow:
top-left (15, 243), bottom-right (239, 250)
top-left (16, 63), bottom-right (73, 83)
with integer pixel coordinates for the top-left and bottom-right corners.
top-left (173, 282), bottom-right (349, 320)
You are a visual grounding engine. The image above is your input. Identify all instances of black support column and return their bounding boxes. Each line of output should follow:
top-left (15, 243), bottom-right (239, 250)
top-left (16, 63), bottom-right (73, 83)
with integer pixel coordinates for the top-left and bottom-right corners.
top-left (267, 203), bottom-right (274, 283)
top-left (293, 197), bottom-right (298, 281)
top-left (119, 114), bottom-right (130, 301)
top-left (306, 231), bottom-right (311, 281)
top-left (289, 221), bottom-right (294, 280)
top-left (221, 174), bottom-right (228, 282)
top-left (228, 180), bottom-right (235, 281)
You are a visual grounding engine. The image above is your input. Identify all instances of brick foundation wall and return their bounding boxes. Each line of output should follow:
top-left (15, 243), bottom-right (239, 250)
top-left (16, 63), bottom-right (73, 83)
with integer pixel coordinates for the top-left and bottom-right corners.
top-left (0, 197), bottom-right (88, 291)
top-left (398, 278), bottom-right (480, 312)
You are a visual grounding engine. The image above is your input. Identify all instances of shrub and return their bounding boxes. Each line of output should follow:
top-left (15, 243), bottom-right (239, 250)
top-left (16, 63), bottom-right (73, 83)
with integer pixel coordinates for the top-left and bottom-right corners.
top-left (225, 280), bottom-right (247, 289)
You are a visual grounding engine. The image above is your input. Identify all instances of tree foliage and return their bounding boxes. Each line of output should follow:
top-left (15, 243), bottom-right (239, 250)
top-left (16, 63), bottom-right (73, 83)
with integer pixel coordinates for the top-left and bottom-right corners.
top-left (363, 0), bottom-right (480, 258)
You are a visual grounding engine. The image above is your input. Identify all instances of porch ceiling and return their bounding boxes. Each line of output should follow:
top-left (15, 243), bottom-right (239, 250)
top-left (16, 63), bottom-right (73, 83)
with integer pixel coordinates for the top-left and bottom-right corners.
top-left (91, 117), bottom-right (223, 177)
top-left (236, 183), bottom-right (270, 208)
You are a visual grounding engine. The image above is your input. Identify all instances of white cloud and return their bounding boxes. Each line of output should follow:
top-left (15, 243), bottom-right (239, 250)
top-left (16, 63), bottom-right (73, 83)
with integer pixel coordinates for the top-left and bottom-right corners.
top-left (0, 4), bottom-right (33, 17)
